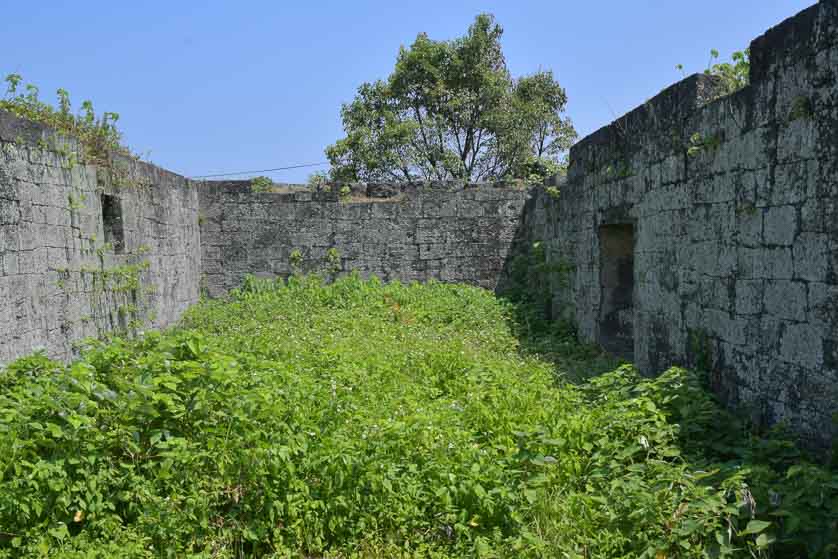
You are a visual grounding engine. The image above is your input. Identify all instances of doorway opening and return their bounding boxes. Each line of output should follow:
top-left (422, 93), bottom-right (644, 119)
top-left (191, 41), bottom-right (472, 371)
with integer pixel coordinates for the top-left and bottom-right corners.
top-left (598, 223), bottom-right (635, 359)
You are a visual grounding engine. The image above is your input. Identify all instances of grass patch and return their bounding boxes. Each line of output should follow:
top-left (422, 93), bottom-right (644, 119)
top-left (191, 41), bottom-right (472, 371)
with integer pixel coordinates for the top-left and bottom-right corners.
top-left (0, 275), bottom-right (836, 557)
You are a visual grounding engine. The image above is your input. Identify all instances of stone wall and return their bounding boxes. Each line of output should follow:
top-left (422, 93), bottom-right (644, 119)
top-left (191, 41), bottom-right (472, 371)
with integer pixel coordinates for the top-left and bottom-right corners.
top-left (198, 181), bottom-right (529, 297)
top-left (536, 0), bottom-right (838, 449)
top-left (1, 0), bottom-right (835, 450)
top-left (0, 110), bottom-right (201, 365)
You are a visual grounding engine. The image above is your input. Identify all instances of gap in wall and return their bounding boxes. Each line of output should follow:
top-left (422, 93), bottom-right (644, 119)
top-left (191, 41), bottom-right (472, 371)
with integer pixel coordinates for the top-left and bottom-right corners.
top-left (101, 194), bottom-right (125, 254)
top-left (598, 223), bottom-right (635, 360)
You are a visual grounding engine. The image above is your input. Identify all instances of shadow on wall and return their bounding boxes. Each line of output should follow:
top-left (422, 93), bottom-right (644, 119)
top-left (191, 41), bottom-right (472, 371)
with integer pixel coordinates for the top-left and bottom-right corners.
top-left (496, 177), bottom-right (569, 323)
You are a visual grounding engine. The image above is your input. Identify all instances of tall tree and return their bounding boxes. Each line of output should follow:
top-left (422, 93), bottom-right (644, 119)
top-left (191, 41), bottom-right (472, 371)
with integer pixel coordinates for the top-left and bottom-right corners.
top-left (326, 14), bottom-right (576, 183)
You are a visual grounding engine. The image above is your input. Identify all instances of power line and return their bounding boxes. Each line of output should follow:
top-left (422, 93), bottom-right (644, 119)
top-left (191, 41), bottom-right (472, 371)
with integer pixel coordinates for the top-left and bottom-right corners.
top-left (191, 162), bottom-right (329, 179)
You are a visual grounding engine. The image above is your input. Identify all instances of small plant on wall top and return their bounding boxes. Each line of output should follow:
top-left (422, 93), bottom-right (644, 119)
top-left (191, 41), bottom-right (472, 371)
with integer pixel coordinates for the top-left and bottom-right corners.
top-left (307, 170), bottom-right (329, 190)
top-left (676, 49), bottom-right (749, 101)
top-left (705, 49), bottom-right (749, 97)
top-left (1, 74), bottom-right (128, 165)
top-left (250, 176), bottom-right (273, 193)
top-left (520, 156), bottom-right (566, 186)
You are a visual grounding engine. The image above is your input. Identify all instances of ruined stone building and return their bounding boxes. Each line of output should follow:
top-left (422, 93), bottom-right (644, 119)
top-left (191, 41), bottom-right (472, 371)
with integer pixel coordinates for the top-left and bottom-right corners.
top-left (1, 1), bottom-right (836, 448)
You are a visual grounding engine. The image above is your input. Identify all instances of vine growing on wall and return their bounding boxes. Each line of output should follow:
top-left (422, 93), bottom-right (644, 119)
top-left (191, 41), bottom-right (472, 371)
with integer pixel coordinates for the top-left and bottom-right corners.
top-left (501, 239), bottom-right (573, 327)
top-left (282, 247), bottom-right (345, 280)
top-left (325, 247), bottom-right (342, 277)
top-left (53, 240), bottom-right (155, 339)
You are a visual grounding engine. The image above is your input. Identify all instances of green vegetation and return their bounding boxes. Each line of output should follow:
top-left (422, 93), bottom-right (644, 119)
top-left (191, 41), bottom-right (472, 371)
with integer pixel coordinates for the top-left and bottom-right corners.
top-left (1, 74), bottom-right (128, 165)
top-left (705, 49), bottom-right (750, 98)
top-left (678, 50), bottom-right (750, 101)
top-left (0, 276), bottom-right (836, 557)
top-left (288, 249), bottom-right (304, 274)
top-left (307, 171), bottom-right (330, 190)
top-left (250, 176), bottom-right (274, 193)
top-left (325, 248), bottom-right (342, 277)
top-left (326, 15), bottom-right (576, 184)
top-left (789, 96), bottom-right (813, 122)
top-left (687, 132), bottom-right (722, 158)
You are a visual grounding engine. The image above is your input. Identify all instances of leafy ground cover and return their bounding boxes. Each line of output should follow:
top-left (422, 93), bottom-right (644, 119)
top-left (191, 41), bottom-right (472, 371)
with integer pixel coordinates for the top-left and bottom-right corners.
top-left (0, 275), bottom-right (836, 558)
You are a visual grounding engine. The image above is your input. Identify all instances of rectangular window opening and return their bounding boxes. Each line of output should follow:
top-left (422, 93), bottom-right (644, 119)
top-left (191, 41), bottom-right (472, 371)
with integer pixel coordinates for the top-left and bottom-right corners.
top-left (598, 223), bottom-right (635, 360)
top-left (101, 194), bottom-right (125, 254)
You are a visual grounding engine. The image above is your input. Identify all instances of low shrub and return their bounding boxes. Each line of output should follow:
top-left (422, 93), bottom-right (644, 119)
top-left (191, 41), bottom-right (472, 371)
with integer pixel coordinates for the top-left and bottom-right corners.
top-left (0, 275), bottom-right (835, 557)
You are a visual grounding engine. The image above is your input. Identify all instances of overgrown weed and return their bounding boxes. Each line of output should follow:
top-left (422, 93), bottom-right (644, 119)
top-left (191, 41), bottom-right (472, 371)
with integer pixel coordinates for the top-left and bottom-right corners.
top-left (0, 274), bottom-right (835, 557)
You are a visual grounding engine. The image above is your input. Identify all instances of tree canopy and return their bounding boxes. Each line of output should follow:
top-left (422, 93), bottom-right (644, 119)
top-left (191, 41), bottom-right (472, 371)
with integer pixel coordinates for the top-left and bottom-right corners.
top-left (325, 14), bottom-right (576, 184)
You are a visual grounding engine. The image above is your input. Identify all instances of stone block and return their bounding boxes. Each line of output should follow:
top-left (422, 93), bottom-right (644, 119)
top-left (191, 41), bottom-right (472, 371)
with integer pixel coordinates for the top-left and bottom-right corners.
top-left (763, 205), bottom-right (798, 246)
top-left (767, 161), bottom-right (813, 205)
top-left (777, 118), bottom-right (817, 163)
top-left (793, 232), bottom-right (830, 281)
top-left (705, 308), bottom-right (747, 346)
top-left (781, 323), bottom-right (824, 369)
top-left (735, 279), bottom-right (764, 315)
top-left (807, 282), bottom-right (838, 329)
top-left (764, 279), bottom-right (807, 321)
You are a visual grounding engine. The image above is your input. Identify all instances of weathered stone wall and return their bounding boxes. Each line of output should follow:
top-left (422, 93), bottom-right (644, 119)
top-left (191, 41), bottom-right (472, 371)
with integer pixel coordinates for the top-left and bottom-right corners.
top-left (1, 0), bottom-right (834, 450)
top-left (0, 110), bottom-right (201, 365)
top-left (198, 181), bottom-right (529, 297)
top-left (537, 0), bottom-right (838, 449)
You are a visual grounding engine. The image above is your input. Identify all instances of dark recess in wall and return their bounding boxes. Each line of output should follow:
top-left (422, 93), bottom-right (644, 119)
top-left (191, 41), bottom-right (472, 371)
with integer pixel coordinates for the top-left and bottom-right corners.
top-left (598, 224), bottom-right (635, 360)
top-left (101, 194), bottom-right (125, 254)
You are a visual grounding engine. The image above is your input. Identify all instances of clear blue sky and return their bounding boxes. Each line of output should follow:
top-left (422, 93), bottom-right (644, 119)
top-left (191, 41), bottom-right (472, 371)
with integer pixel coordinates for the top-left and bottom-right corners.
top-left (1, 1), bottom-right (815, 182)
